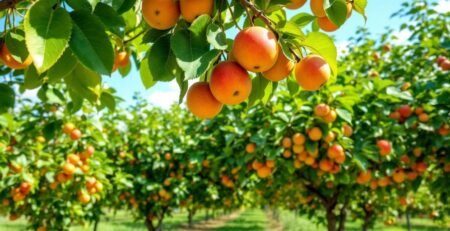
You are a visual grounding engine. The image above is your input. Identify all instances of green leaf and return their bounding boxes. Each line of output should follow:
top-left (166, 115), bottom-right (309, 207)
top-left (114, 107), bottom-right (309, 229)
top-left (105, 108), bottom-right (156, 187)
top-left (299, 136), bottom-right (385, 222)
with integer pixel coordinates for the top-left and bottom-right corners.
top-left (0, 84), bottom-right (15, 113)
top-left (299, 32), bottom-right (337, 77)
top-left (142, 29), bottom-right (170, 44)
top-left (66, 0), bottom-right (93, 11)
top-left (100, 92), bottom-right (116, 111)
top-left (69, 10), bottom-right (114, 75)
top-left (112, 0), bottom-right (136, 14)
top-left (64, 64), bottom-right (101, 102)
top-left (386, 87), bottom-right (414, 101)
top-left (207, 23), bottom-right (228, 50)
top-left (289, 13), bottom-right (316, 28)
top-left (5, 29), bottom-right (29, 63)
top-left (47, 49), bottom-right (78, 84)
top-left (176, 74), bottom-right (188, 104)
top-left (287, 74), bottom-right (299, 95)
top-left (148, 35), bottom-right (177, 82)
top-left (94, 3), bottom-right (125, 37)
top-left (248, 75), bottom-right (270, 107)
top-left (336, 108), bottom-right (352, 124)
top-left (24, 0), bottom-right (72, 73)
top-left (139, 56), bottom-right (155, 89)
top-left (324, 0), bottom-right (348, 27)
top-left (23, 65), bottom-right (43, 90)
top-left (353, 0), bottom-right (367, 21)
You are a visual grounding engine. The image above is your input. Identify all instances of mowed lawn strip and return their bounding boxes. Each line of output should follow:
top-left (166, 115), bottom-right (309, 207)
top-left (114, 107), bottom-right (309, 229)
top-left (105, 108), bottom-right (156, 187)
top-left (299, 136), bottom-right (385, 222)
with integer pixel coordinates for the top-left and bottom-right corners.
top-left (279, 210), bottom-right (450, 231)
top-left (213, 209), bottom-right (268, 231)
top-left (0, 210), bottom-right (207, 231)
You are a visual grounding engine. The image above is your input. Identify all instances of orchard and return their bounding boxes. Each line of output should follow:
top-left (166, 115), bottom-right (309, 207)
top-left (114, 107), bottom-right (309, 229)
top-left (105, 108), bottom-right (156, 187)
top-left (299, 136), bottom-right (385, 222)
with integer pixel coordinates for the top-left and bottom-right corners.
top-left (0, 0), bottom-right (449, 231)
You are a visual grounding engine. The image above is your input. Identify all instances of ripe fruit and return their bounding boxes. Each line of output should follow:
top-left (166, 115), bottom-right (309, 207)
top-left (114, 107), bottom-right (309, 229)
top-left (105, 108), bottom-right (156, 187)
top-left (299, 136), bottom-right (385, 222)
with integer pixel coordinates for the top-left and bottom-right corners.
top-left (20, 182), bottom-right (31, 194)
top-left (308, 127), bottom-right (322, 141)
top-left (67, 154), bottom-right (80, 165)
top-left (286, 0), bottom-right (306, 9)
top-left (63, 123), bottom-right (75, 134)
top-left (180, 0), bottom-right (213, 23)
top-left (257, 166), bottom-right (271, 178)
top-left (398, 105), bottom-right (413, 118)
top-left (418, 113), bottom-right (429, 122)
top-left (262, 47), bottom-right (295, 81)
top-left (245, 143), bottom-right (256, 154)
top-left (392, 169), bottom-right (405, 183)
top-left (282, 149), bottom-right (292, 158)
top-left (342, 124), bottom-right (353, 137)
top-left (252, 160), bottom-right (263, 170)
top-left (436, 56), bottom-right (446, 65)
top-left (63, 163), bottom-right (76, 175)
top-left (70, 129), bottom-right (82, 141)
top-left (292, 145), bottom-right (304, 154)
top-left (164, 152), bottom-right (172, 161)
top-left (377, 140), bottom-right (392, 156)
top-left (113, 51), bottom-right (130, 71)
top-left (142, 0), bottom-right (180, 30)
top-left (440, 60), bottom-right (450, 70)
top-left (210, 61), bottom-right (252, 105)
top-left (310, 0), bottom-right (326, 17)
top-left (389, 111), bottom-right (401, 120)
top-left (407, 171), bottom-right (418, 181)
top-left (266, 160), bottom-right (275, 168)
top-left (323, 110), bottom-right (337, 123)
top-left (324, 132), bottom-right (336, 143)
top-left (414, 107), bottom-right (424, 115)
top-left (327, 144), bottom-right (344, 160)
top-left (356, 171), bottom-right (372, 184)
top-left (314, 104), bottom-right (330, 117)
top-left (319, 159), bottom-right (333, 172)
top-left (413, 147), bottom-right (422, 157)
top-left (282, 137), bottom-right (292, 148)
top-left (317, 17), bottom-right (339, 32)
top-left (292, 133), bottom-right (306, 145)
top-left (232, 26), bottom-right (278, 72)
top-left (378, 176), bottom-right (390, 187)
top-left (295, 55), bottom-right (331, 91)
top-left (0, 43), bottom-right (32, 69)
top-left (187, 82), bottom-right (223, 119)
top-left (78, 192), bottom-right (91, 204)
top-left (438, 124), bottom-right (449, 136)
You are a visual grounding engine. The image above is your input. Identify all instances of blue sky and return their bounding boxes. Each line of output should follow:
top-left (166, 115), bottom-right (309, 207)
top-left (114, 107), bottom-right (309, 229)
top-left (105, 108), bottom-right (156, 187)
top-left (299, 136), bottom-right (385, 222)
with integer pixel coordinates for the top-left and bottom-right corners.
top-left (92, 0), bottom-right (450, 108)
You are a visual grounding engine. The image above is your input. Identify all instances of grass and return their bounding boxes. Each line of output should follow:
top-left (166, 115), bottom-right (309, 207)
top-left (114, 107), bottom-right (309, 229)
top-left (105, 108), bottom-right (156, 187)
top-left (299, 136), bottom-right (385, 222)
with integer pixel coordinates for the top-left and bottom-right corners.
top-left (213, 209), bottom-right (268, 231)
top-left (279, 210), bottom-right (450, 231)
top-left (0, 210), bottom-right (207, 231)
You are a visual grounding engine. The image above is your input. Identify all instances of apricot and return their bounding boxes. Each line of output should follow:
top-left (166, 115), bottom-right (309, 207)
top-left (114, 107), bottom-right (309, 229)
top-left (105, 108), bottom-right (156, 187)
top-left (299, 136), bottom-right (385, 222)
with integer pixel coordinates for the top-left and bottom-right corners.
top-left (70, 129), bottom-right (82, 141)
top-left (413, 147), bottom-right (422, 157)
top-left (210, 61), bottom-right (251, 105)
top-left (282, 137), bottom-right (292, 148)
top-left (292, 145), bottom-right (304, 154)
top-left (286, 0), bottom-right (306, 9)
top-left (377, 176), bottom-right (390, 187)
top-left (392, 170), bottom-right (405, 183)
top-left (310, 0), bottom-right (326, 17)
top-left (63, 163), bottom-right (76, 175)
top-left (436, 56), bottom-right (446, 65)
top-left (319, 159), bottom-right (333, 172)
top-left (232, 26), bottom-right (278, 72)
top-left (180, 0), bottom-right (213, 23)
top-left (327, 144), bottom-right (344, 159)
top-left (257, 166), bottom-right (271, 178)
top-left (266, 160), bottom-right (275, 168)
top-left (304, 156), bottom-right (315, 166)
top-left (317, 17), bottom-right (338, 32)
top-left (20, 182), bottom-right (31, 194)
top-left (186, 82), bottom-right (223, 119)
top-left (246, 143), bottom-right (256, 154)
top-left (324, 131), bottom-right (336, 143)
top-left (314, 103), bottom-right (330, 117)
top-left (418, 113), bottom-right (429, 122)
top-left (164, 152), bottom-right (172, 161)
top-left (295, 55), bottom-right (331, 91)
top-left (78, 192), bottom-right (91, 204)
top-left (323, 109), bottom-right (337, 123)
top-left (112, 51), bottom-right (130, 71)
top-left (438, 124), bottom-right (449, 136)
top-left (377, 140), bottom-right (392, 156)
top-left (356, 171), bottom-right (372, 184)
top-left (308, 127), bottom-right (322, 141)
top-left (440, 60), bottom-right (450, 70)
top-left (335, 153), bottom-right (346, 164)
top-left (262, 47), bottom-right (294, 81)
top-left (398, 105), bottom-right (413, 118)
top-left (342, 124), bottom-right (353, 137)
top-left (389, 111), bottom-right (401, 120)
top-left (292, 133), bottom-right (306, 145)
top-left (142, 0), bottom-right (180, 30)
top-left (63, 123), bottom-right (76, 134)
top-left (0, 43), bottom-right (32, 69)
top-left (252, 160), bottom-right (263, 170)
top-left (294, 159), bottom-right (302, 169)
top-left (407, 171), bottom-right (418, 181)
top-left (67, 154), bottom-right (80, 165)
top-left (282, 149), bottom-right (292, 158)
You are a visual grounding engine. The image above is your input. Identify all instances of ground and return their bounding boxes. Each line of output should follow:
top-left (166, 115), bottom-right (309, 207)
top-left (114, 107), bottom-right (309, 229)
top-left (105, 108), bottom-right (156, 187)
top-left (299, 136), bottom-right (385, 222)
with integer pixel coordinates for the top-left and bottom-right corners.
top-left (0, 209), bottom-right (448, 231)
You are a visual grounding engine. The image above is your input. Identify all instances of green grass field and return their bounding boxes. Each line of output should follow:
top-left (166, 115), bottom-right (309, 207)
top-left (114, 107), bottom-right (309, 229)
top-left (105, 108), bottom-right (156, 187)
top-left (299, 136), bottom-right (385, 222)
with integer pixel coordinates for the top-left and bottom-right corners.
top-left (0, 209), bottom-right (448, 231)
top-left (0, 210), bottom-right (207, 231)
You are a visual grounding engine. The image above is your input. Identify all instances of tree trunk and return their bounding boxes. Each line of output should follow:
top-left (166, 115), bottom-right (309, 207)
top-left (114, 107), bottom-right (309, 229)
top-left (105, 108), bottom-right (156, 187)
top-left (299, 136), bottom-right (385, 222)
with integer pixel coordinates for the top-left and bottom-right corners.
top-left (93, 218), bottom-right (99, 231)
top-left (406, 210), bottom-right (412, 231)
top-left (145, 218), bottom-right (156, 231)
top-left (188, 209), bottom-right (195, 227)
top-left (337, 201), bottom-right (348, 231)
top-left (326, 209), bottom-right (337, 231)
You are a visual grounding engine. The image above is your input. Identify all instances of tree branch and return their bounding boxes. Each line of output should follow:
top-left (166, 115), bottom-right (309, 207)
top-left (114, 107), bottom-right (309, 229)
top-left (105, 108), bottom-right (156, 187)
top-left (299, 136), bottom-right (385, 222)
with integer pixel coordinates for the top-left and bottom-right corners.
top-left (239, 0), bottom-right (278, 38)
top-left (0, 0), bottom-right (24, 11)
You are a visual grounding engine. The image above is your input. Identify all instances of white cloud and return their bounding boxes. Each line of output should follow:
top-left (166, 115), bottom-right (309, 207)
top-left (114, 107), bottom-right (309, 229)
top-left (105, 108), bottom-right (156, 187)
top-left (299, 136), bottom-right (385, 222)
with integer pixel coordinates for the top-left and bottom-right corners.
top-left (147, 81), bottom-right (180, 109)
top-left (435, 0), bottom-right (450, 13)
top-left (391, 30), bottom-right (413, 45)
